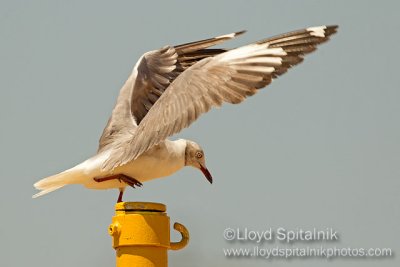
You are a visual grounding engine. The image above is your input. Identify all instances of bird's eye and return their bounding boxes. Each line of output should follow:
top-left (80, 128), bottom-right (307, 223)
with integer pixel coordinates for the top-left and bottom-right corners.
top-left (195, 151), bottom-right (203, 158)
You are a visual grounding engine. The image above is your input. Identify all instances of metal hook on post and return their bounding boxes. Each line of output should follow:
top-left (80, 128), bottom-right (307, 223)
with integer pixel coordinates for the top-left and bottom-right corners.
top-left (170, 222), bottom-right (189, 250)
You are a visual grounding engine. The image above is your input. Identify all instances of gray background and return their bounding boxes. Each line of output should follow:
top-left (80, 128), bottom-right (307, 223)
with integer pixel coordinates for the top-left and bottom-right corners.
top-left (1, 1), bottom-right (399, 266)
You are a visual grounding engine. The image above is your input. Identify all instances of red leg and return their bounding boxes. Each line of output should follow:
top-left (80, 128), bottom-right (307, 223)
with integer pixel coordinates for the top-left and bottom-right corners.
top-left (94, 174), bottom-right (143, 188)
top-left (119, 174), bottom-right (143, 188)
top-left (93, 174), bottom-right (122, 183)
top-left (94, 174), bottom-right (142, 203)
top-left (117, 190), bottom-right (123, 203)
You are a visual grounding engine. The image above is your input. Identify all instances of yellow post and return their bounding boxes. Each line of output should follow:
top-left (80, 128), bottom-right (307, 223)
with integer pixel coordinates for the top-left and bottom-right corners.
top-left (108, 202), bottom-right (189, 267)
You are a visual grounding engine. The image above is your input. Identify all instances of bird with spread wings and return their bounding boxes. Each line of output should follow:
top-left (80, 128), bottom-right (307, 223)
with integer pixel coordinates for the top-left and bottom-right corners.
top-left (33, 25), bottom-right (338, 202)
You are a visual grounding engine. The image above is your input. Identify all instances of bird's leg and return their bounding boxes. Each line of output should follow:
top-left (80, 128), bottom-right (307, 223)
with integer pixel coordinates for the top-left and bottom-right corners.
top-left (93, 174), bottom-right (121, 183)
top-left (94, 175), bottom-right (142, 203)
top-left (94, 174), bottom-right (143, 188)
top-left (117, 188), bottom-right (124, 203)
top-left (118, 174), bottom-right (143, 188)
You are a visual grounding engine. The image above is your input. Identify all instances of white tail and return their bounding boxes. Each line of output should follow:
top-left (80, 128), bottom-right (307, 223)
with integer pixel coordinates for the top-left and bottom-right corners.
top-left (33, 169), bottom-right (81, 198)
top-left (32, 185), bottom-right (65, 198)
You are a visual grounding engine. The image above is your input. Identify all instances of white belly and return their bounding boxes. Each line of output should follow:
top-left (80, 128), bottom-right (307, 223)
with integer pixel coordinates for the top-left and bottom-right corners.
top-left (82, 140), bottom-right (186, 190)
top-left (119, 154), bottom-right (183, 181)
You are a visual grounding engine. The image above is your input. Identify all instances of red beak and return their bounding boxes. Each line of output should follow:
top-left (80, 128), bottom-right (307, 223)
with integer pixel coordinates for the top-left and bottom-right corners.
top-left (200, 164), bottom-right (213, 184)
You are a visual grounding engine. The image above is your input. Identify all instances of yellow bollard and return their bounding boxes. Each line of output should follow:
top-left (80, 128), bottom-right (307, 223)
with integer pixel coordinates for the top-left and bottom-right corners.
top-left (109, 202), bottom-right (189, 267)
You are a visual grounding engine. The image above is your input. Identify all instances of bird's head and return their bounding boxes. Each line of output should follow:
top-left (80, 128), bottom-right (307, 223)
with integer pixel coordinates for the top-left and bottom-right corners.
top-left (184, 140), bottom-right (212, 184)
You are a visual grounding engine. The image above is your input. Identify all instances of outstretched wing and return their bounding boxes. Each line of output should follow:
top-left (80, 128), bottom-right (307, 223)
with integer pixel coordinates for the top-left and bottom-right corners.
top-left (103, 25), bottom-right (338, 170)
top-left (98, 31), bottom-right (245, 153)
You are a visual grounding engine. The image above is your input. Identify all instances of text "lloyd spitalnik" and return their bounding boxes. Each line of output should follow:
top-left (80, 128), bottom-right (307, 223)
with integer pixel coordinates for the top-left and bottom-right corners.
top-left (224, 228), bottom-right (339, 243)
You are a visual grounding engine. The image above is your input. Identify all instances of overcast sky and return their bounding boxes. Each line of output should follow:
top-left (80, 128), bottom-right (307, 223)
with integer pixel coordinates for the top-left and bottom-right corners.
top-left (1, 1), bottom-right (399, 267)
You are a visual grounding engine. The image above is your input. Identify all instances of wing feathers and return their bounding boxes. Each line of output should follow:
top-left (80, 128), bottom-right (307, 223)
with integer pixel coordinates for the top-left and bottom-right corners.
top-left (98, 31), bottom-right (243, 152)
top-left (175, 30), bottom-right (246, 54)
top-left (102, 25), bottom-right (337, 170)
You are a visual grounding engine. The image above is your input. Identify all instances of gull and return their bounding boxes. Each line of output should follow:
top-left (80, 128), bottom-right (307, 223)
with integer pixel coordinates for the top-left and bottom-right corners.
top-left (33, 25), bottom-right (338, 202)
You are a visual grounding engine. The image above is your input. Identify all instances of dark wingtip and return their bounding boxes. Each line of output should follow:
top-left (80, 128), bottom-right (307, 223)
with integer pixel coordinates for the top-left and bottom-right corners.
top-left (325, 25), bottom-right (339, 36)
top-left (234, 30), bottom-right (247, 37)
top-left (327, 25), bottom-right (339, 29)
